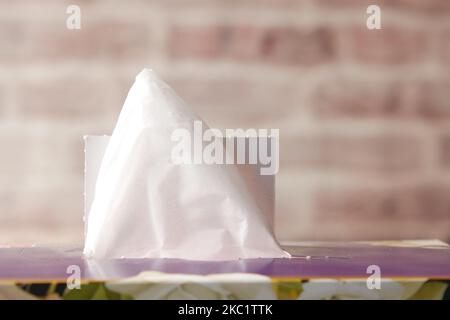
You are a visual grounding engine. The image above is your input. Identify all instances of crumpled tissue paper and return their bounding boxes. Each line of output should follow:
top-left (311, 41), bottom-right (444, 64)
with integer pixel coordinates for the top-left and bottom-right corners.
top-left (83, 68), bottom-right (289, 260)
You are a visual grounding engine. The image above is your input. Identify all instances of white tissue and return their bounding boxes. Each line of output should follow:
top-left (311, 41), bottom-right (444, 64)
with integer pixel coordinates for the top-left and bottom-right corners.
top-left (83, 69), bottom-right (289, 260)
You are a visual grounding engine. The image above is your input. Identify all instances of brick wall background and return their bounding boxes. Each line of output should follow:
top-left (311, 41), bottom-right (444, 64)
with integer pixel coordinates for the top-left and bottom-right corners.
top-left (1, 0), bottom-right (450, 246)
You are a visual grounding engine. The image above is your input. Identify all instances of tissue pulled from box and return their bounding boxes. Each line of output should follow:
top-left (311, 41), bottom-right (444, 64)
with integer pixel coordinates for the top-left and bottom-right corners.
top-left (83, 68), bottom-right (289, 260)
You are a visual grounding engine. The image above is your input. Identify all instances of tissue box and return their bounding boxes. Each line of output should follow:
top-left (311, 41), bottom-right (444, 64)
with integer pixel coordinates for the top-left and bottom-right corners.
top-left (0, 241), bottom-right (449, 299)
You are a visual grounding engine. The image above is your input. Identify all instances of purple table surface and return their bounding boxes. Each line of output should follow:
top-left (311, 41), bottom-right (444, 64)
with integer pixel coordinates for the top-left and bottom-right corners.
top-left (1, 241), bottom-right (450, 281)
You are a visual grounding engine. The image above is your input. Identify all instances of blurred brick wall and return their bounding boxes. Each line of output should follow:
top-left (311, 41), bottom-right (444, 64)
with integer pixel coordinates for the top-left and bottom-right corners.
top-left (1, 0), bottom-right (450, 246)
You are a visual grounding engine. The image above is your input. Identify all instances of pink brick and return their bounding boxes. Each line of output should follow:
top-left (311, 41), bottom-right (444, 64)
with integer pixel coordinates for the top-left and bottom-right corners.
top-left (0, 130), bottom-right (83, 180)
top-left (312, 79), bottom-right (450, 120)
top-left (316, 0), bottom-right (450, 12)
top-left (168, 76), bottom-right (299, 126)
top-left (0, 185), bottom-right (84, 246)
top-left (387, 0), bottom-right (450, 12)
top-left (281, 133), bottom-right (422, 172)
top-left (297, 219), bottom-right (450, 241)
top-left (440, 134), bottom-right (450, 167)
top-left (314, 183), bottom-right (450, 220)
top-left (168, 25), bottom-right (336, 65)
top-left (0, 19), bottom-right (151, 62)
top-left (344, 26), bottom-right (428, 64)
top-left (441, 30), bottom-right (450, 66)
top-left (16, 76), bottom-right (119, 121)
top-left (0, 85), bottom-right (4, 117)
